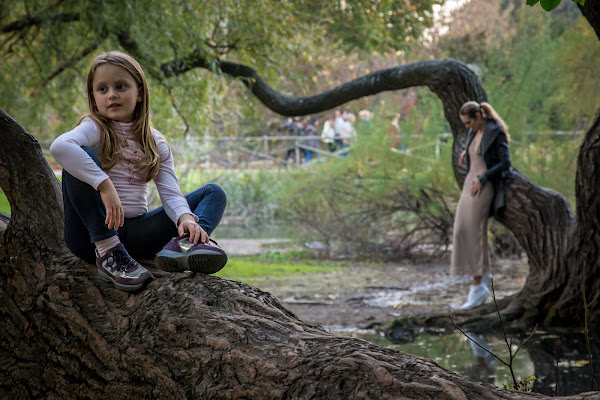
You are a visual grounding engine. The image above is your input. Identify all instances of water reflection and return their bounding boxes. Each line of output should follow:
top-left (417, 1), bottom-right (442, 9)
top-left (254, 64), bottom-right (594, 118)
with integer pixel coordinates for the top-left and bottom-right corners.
top-left (329, 328), bottom-right (600, 396)
top-left (464, 333), bottom-right (496, 385)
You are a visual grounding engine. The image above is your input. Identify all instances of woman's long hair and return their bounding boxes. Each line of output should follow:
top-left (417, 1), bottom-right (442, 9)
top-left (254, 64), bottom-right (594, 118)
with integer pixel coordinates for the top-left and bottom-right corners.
top-left (460, 101), bottom-right (510, 141)
top-left (81, 51), bottom-right (160, 182)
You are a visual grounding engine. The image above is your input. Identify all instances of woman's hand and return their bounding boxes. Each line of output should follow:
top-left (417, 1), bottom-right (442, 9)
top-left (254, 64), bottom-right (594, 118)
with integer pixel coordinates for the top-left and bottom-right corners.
top-left (470, 178), bottom-right (482, 197)
top-left (98, 178), bottom-right (124, 230)
top-left (177, 214), bottom-right (208, 245)
top-left (459, 150), bottom-right (466, 167)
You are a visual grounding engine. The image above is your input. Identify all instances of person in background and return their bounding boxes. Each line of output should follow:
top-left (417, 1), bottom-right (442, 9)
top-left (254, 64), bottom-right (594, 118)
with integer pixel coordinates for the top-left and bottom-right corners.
top-left (339, 112), bottom-right (357, 155)
top-left (333, 109), bottom-right (346, 150)
top-left (50, 51), bottom-right (228, 292)
top-left (321, 115), bottom-right (336, 152)
top-left (451, 101), bottom-right (511, 309)
top-left (388, 113), bottom-right (403, 150)
top-left (303, 116), bottom-right (320, 164)
top-left (282, 116), bottom-right (305, 166)
top-left (357, 109), bottom-right (373, 134)
top-left (358, 109), bottom-right (373, 124)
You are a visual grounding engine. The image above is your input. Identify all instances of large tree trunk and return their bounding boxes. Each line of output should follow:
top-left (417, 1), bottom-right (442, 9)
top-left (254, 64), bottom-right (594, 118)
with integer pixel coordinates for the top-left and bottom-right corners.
top-left (3, 109), bottom-right (570, 400)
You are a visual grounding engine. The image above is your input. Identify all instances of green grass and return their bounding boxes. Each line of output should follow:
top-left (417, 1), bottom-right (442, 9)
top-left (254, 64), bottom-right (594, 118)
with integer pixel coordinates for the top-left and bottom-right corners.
top-left (0, 190), bottom-right (9, 214)
top-left (215, 253), bottom-right (341, 285)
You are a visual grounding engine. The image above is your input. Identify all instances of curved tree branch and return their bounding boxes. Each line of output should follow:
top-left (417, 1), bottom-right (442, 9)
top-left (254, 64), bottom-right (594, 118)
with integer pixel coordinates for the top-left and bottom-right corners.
top-left (0, 110), bottom-right (68, 309)
top-left (159, 55), bottom-right (480, 118)
top-left (0, 12), bottom-right (79, 34)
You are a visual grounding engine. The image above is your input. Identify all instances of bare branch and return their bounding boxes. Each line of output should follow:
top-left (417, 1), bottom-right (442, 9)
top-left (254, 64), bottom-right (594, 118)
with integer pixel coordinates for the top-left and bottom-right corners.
top-left (448, 315), bottom-right (509, 368)
top-left (512, 324), bottom-right (538, 359)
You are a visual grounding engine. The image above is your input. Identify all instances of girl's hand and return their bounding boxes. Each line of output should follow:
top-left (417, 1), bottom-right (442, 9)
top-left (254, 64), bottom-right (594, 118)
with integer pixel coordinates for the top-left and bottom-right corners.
top-left (177, 214), bottom-right (208, 245)
top-left (470, 178), bottom-right (482, 197)
top-left (459, 150), bottom-right (466, 167)
top-left (98, 178), bottom-right (124, 229)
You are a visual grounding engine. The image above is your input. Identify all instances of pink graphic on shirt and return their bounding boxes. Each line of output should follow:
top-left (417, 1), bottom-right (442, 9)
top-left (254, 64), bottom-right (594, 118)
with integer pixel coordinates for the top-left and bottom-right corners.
top-left (123, 139), bottom-right (144, 184)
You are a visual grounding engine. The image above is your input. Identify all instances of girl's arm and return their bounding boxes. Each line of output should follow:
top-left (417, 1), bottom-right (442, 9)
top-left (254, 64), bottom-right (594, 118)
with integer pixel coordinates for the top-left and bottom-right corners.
top-left (98, 177), bottom-right (124, 229)
top-left (152, 131), bottom-right (197, 227)
top-left (49, 117), bottom-right (109, 190)
top-left (177, 213), bottom-right (207, 244)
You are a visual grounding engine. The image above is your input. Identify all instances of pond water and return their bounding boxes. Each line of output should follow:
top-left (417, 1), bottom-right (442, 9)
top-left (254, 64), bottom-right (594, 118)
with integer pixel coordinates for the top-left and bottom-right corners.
top-left (329, 328), bottom-right (600, 396)
top-left (214, 223), bottom-right (299, 240)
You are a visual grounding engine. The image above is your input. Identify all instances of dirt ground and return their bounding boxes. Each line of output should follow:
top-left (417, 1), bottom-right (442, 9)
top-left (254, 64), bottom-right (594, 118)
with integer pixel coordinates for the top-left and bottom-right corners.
top-left (217, 239), bottom-right (530, 331)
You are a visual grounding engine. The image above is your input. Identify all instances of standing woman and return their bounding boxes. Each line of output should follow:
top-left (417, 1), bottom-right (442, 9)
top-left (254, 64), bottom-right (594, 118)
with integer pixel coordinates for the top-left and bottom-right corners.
top-left (451, 101), bottom-right (511, 310)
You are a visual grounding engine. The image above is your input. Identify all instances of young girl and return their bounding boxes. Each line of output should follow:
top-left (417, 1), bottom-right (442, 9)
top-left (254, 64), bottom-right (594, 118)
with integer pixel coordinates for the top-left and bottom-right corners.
top-left (451, 101), bottom-right (511, 310)
top-left (50, 51), bottom-right (228, 292)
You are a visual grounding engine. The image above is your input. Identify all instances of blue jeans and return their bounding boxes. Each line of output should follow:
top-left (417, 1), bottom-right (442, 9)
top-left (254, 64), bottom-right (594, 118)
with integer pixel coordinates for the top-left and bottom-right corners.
top-left (304, 150), bottom-right (313, 163)
top-left (62, 146), bottom-right (227, 264)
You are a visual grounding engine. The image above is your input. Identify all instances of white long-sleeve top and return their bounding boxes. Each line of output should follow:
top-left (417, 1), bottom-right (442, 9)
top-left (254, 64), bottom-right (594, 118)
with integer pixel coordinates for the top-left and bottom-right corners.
top-left (321, 120), bottom-right (335, 143)
top-left (50, 117), bottom-right (195, 226)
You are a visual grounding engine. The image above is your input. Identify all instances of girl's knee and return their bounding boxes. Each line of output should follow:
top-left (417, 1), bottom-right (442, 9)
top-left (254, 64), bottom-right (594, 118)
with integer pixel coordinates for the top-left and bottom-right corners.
top-left (206, 183), bottom-right (227, 203)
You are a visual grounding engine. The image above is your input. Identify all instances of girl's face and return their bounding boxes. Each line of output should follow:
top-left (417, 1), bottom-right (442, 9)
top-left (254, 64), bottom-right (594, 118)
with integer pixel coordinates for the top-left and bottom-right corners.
top-left (92, 64), bottom-right (142, 123)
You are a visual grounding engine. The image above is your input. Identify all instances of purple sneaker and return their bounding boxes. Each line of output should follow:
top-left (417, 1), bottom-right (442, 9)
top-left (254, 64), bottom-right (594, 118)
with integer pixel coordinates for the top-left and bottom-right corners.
top-left (155, 237), bottom-right (228, 274)
top-left (96, 243), bottom-right (153, 292)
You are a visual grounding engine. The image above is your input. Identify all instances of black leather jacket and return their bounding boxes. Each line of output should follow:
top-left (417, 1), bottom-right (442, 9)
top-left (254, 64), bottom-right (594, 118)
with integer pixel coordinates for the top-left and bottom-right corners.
top-left (464, 119), bottom-right (511, 217)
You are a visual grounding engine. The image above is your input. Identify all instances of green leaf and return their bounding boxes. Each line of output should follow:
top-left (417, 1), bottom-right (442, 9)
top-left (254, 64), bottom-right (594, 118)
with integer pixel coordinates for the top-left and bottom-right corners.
top-left (526, 0), bottom-right (540, 5)
top-left (540, 0), bottom-right (562, 10)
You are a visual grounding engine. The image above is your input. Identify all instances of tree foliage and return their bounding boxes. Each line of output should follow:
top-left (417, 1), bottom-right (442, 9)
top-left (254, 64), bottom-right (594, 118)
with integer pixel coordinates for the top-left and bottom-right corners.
top-left (527, 0), bottom-right (585, 11)
top-left (0, 0), bottom-right (441, 140)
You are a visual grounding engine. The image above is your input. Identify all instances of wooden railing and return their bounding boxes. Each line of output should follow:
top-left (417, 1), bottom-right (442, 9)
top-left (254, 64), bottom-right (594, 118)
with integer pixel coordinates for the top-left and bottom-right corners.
top-left (40, 129), bottom-right (584, 169)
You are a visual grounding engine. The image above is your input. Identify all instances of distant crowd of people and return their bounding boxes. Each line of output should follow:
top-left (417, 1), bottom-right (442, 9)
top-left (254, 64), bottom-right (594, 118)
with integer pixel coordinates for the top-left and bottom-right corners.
top-left (321, 109), bottom-right (357, 154)
top-left (280, 109), bottom-right (360, 165)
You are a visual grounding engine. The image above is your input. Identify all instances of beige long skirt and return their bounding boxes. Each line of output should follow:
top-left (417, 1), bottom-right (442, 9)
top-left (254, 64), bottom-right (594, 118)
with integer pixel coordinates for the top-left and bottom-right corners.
top-left (451, 137), bottom-right (494, 277)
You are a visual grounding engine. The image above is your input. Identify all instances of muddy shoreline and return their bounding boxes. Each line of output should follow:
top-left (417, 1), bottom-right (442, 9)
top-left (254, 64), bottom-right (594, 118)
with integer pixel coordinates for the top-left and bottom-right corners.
top-left (233, 251), bottom-right (529, 332)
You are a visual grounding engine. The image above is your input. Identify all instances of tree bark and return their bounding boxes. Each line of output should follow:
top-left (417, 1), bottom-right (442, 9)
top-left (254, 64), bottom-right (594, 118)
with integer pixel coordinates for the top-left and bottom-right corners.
top-left (0, 111), bottom-right (68, 311)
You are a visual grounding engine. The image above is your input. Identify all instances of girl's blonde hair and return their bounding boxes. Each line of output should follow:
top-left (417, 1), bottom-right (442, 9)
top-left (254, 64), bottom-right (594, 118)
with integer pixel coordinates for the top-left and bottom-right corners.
top-left (460, 101), bottom-right (510, 141)
top-left (82, 51), bottom-right (160, 182)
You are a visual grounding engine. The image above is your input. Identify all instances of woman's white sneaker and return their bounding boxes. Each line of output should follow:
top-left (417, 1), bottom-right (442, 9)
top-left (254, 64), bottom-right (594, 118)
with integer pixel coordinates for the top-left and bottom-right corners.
top-left (460, 283), bottom-right (491, 310)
